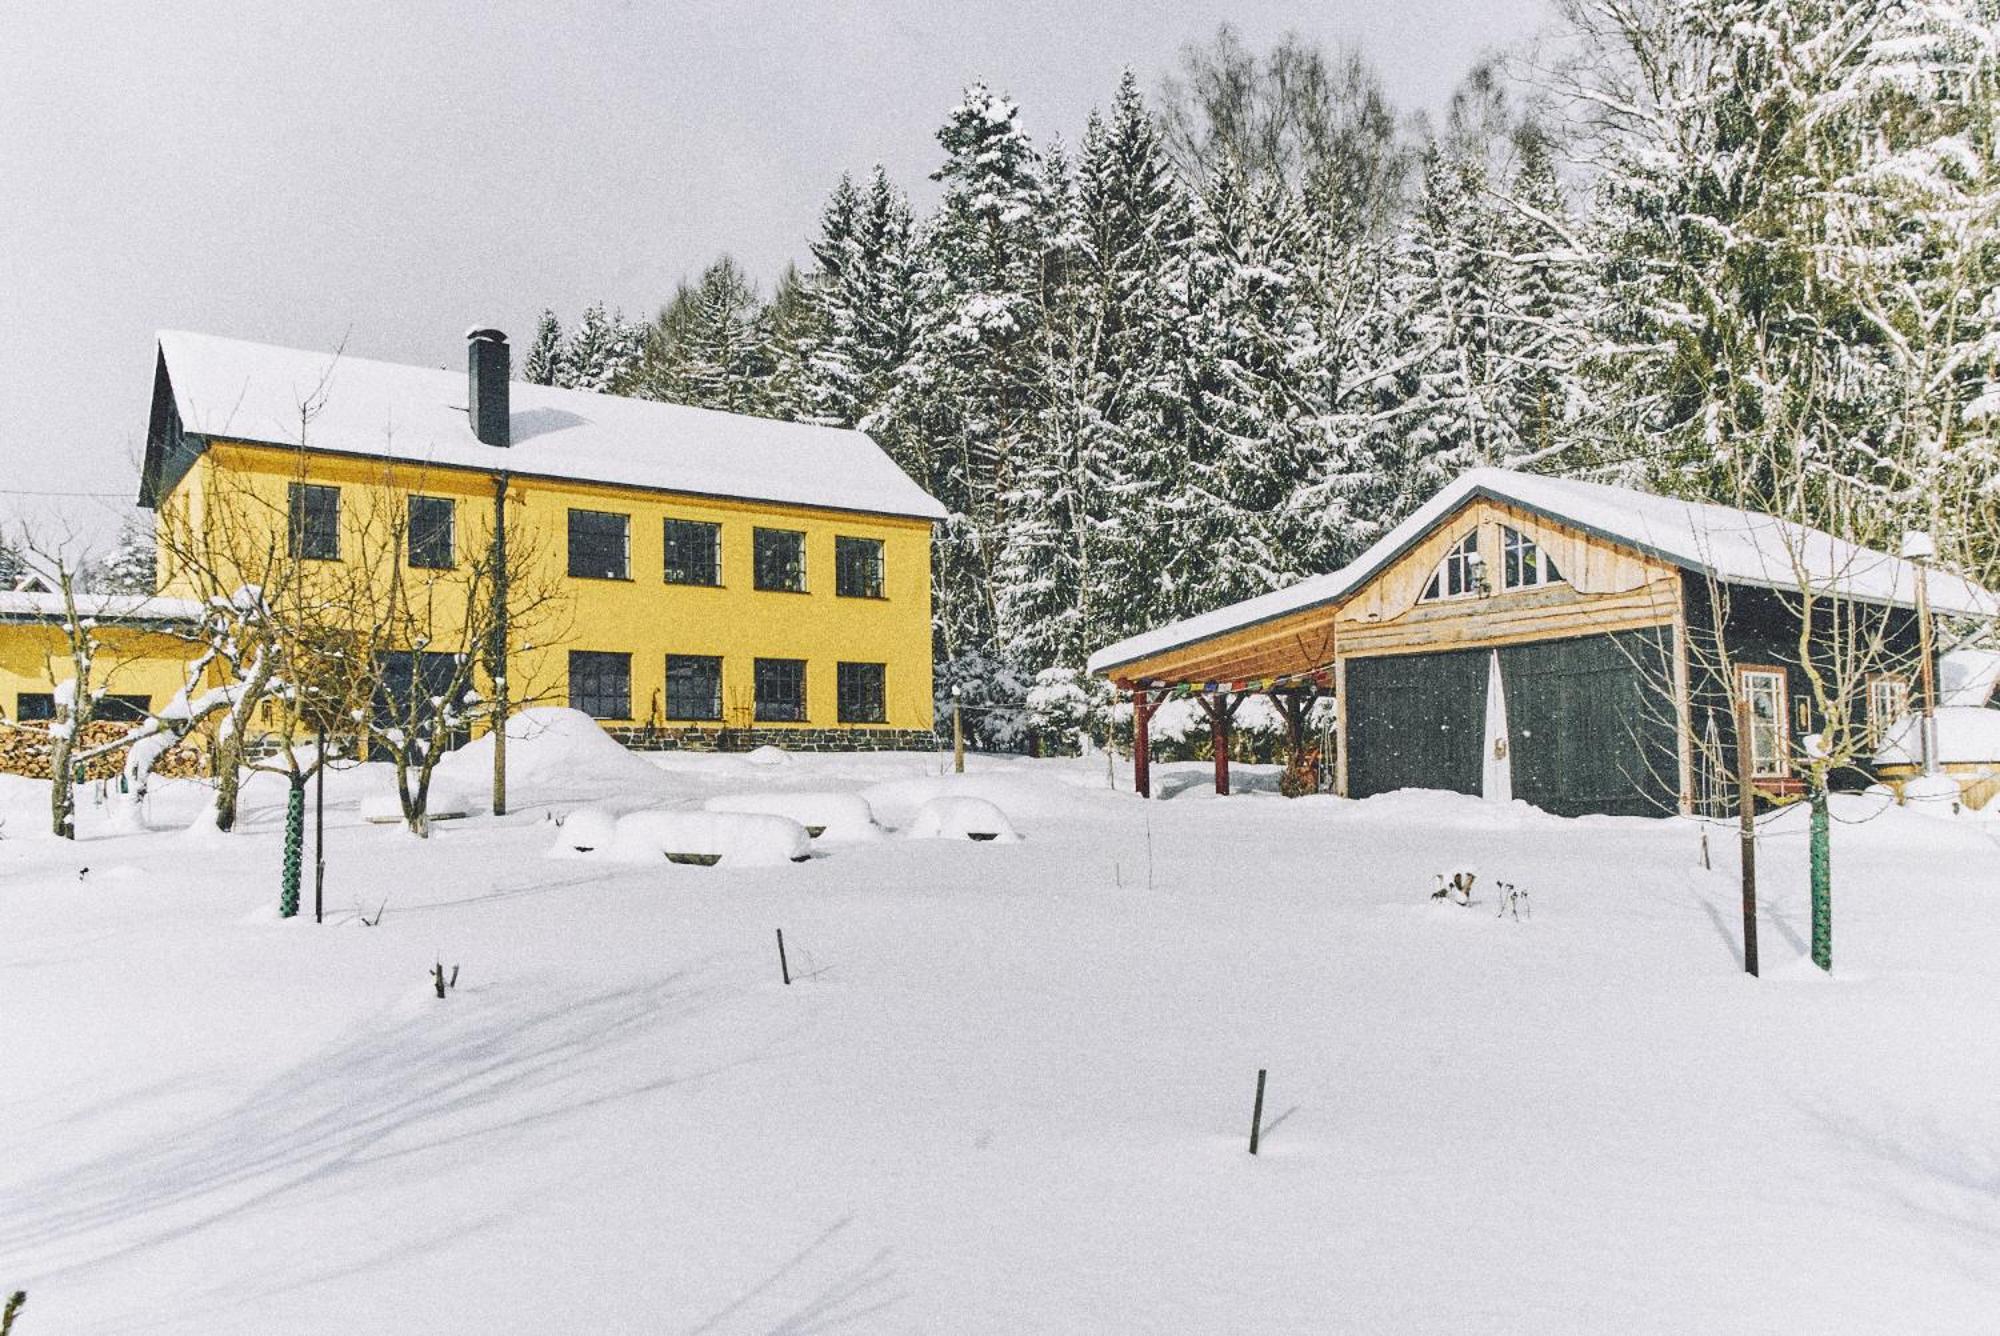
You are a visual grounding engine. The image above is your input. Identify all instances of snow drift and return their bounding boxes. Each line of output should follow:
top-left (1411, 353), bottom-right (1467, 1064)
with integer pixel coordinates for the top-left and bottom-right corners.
top-left (439, 707), bottom-right (669, 799)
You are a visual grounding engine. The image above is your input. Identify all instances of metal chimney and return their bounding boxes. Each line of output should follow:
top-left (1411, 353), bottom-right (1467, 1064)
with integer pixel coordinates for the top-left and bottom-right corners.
top-left (467, 327), bottom-right (510, 447)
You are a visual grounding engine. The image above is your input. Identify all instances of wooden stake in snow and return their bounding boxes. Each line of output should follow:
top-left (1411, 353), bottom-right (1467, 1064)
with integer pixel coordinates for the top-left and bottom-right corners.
top-left (1248, 1068), bottom-right (1268, 1155)
top-left (776, 928), bottom-right (791, 986)
top-left (1734, 695), bottom-right (1760, 978)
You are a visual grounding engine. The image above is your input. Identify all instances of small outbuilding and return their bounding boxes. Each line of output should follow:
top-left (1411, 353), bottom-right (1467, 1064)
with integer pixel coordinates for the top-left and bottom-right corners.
top-left (1088, 469), bottom-right (1998, 817)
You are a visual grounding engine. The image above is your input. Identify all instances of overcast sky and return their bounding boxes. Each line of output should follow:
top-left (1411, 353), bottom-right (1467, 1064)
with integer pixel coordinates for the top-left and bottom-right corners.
top-left (0, 0), bottom-right (1548, 548)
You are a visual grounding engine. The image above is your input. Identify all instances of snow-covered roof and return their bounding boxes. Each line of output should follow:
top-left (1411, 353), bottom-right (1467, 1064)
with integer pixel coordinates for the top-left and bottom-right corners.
top-left (1941, 648), bottom-right (2000, 707)
top-left (0, 591), bottom-right (203, 625)
top-left (1875, 706), bottom-right (2000, 767)
top-left (150, 331), bottom-right (948, 522)
top-left (1089, 468), bottom-right (2000, 676)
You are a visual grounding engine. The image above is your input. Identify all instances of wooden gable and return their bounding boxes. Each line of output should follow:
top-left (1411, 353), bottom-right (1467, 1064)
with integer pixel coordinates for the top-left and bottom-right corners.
top-left (1335, 497), bottom-right (1682, 659)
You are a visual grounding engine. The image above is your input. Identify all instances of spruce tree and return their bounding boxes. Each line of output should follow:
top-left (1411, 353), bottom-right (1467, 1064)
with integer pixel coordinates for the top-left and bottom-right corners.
top-left (523, 309), bottom-right (567, 387)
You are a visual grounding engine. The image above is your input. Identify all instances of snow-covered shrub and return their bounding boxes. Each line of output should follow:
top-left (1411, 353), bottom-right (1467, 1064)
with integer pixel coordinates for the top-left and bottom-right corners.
top-left (703, 791), bottom-right (880, 840)
top-left (906, 795), bottom-right (1019, 843)
top-left (743, 745), bottom-right (788, 767)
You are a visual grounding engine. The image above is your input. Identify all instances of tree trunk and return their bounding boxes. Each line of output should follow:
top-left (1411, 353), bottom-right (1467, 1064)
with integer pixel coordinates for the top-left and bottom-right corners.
top-left (212, 730), bottom-right (246, 832)
top-left (1809, 771), bottom-right (1831, 973)
top-left (280, 777), bottom-right (305, 918)
top-left (49, 717), bottom-right (76, 841)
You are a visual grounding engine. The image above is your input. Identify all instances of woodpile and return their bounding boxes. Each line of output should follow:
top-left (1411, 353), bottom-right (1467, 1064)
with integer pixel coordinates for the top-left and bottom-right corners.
top-left (0, 722), bottom-right (207, 782)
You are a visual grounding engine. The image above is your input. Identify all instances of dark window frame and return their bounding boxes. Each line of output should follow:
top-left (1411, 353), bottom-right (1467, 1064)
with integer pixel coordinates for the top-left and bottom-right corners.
top-left (569, 650), bottom-right (633, 720)
top-left (663, 518), bottom-right (722, 587)
top-left (753, 527), bottom-right (808, 593)
top-left (287, 482), bottom-right (341, 561)
top-left (836, 661), bottom-right (886, 724)
top-left (665, 654), bottom-right (724, 721)
top-left (408, 494), bottom-right (456, 570)
top-left (834, 536), bottom-right (886, 600)
top-left (753, 657), bottom-right (807, 722)
top-left (16, 692), bottom-right (149, 722)
top-left (567, 509), bottom-right (631, 581)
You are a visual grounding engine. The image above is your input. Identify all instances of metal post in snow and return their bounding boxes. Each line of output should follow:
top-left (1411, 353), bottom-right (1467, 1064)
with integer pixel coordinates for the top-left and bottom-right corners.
top-left (1249, 1068), bottom-right (1267, 1155)
top-left (776, 928), bottom-right (791, 986)
top-left (313, 721), bottom-right (326, 924)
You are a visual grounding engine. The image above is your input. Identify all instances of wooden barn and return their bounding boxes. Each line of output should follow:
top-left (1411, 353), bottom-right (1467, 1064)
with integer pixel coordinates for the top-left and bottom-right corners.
top-left (1087, 470), bottom-right (1998, 817)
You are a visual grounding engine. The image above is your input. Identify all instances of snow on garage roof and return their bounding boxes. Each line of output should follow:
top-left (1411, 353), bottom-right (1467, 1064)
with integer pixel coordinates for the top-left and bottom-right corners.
top-left (1088, 467), bottom-right (2000, 677)
top-left (0, 591), bottom-right (203, 625)
top-left (149, 331), bottom-right (948, 522)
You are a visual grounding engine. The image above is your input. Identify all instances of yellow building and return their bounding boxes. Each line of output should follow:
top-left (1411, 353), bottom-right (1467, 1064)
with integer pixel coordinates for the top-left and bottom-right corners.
top-left (0, 592), bottom-right (206, 730)
top-left (133, 327), bottom-right (944, 750)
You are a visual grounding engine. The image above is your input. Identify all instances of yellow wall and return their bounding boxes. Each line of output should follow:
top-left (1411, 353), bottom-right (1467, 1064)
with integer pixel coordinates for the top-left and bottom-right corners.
top-left (0, 623), bottom-right (206, 725)
top-left (162, 440), bottom-right (936, 732)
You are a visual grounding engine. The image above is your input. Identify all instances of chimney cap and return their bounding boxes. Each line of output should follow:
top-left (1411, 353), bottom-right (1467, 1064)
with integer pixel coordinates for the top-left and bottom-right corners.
top-left (465, 326), bottom-right (507, 343)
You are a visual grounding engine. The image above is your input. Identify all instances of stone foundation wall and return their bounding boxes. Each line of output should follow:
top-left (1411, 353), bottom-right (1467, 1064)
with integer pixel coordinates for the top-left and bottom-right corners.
top-left (603, 725), bottom-right (941, 755)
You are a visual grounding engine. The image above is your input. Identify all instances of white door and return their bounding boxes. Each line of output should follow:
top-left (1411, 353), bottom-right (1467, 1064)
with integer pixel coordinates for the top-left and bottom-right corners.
top-left (1483, 648), bottom-right (1512, 802)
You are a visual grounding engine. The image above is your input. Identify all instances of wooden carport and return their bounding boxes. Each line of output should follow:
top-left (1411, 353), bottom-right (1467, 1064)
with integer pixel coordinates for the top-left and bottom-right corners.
top-left (1101, 600), bottom-right (1338, 799)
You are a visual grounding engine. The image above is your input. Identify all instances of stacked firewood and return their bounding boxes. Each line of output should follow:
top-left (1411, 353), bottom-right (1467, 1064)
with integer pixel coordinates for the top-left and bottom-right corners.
top-left (0, 723), bottom-right (207, 782)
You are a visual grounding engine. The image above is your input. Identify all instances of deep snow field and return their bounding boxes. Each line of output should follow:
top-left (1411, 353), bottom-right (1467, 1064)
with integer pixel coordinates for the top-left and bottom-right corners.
top-left (3, 710), bottom-right (1999, 1335)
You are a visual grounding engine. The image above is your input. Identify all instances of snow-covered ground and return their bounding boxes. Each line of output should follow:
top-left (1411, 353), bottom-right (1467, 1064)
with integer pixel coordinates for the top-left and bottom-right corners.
top-left (4, 712), bottom-right (1999, 1334)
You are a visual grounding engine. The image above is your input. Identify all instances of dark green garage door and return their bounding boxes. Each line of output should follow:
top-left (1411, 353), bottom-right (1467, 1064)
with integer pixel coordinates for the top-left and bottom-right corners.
top-left (1345, 648), bottom-right (1486, 800)
top-left (1498, 630), bottom-right (1678, 818)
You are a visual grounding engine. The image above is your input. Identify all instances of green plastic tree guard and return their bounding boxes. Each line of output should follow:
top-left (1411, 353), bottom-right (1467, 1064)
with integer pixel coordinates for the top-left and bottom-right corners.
top-left (280, 781), bottom-right (304, 919)
top-left (1809, 780), bottom-right (1831, 972)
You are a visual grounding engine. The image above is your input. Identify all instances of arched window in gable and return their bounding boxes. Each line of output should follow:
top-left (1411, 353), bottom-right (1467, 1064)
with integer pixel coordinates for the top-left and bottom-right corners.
top-left (1419, 530), bottom-right (1481, 602)
top-left (1501, 525), bottom-right (1563, 590)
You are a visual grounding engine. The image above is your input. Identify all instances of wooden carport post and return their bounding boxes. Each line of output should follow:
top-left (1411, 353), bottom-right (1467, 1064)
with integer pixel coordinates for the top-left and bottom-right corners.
top-left (1196, 691), bottom-right (1243, 796)
top-left (1131, 686), bottom-right (1164, 799)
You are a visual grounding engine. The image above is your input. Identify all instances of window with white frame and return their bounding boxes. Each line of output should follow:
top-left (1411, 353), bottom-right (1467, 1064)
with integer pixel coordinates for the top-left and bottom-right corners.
top-left (1737, 666), bottom-right (1790, 778)
top-left (1866, 675), bottom-right (1909, 748)
top-left (1420, 531), bottom-right (1482, 602)
top-left (1501, 525), bottom-right (1562, 590)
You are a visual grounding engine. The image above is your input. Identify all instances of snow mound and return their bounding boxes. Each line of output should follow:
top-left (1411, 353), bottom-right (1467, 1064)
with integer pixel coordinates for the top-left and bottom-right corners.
top-left (703, 791), bottom-right (880, 841)
top-left (439, 707), bottom-right (667, 797)
top-left (606, 810), bottom-right (812, 866)
top-left (1901, 773), bottom-right (1966, 807)
top-left (905, 795), bottom-right (1019, 843)
top-left (555, 806), bottom-right (619, 853)
top-left (744, 745), bottom-right (789, 767)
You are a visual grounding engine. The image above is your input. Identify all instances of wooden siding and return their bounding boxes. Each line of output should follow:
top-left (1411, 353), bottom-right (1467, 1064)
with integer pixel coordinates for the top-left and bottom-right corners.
top-left (1107, 498), bottom-right (1684, 687)
top-left (1335, 499), bottom-right (1681, 660)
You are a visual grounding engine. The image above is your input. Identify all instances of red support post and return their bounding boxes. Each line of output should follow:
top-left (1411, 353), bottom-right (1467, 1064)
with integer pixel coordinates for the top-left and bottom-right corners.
top-left (1212, 695), bottom-right (1231, 796)
top-left (1132, 688), bottom-right (1153, 799)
